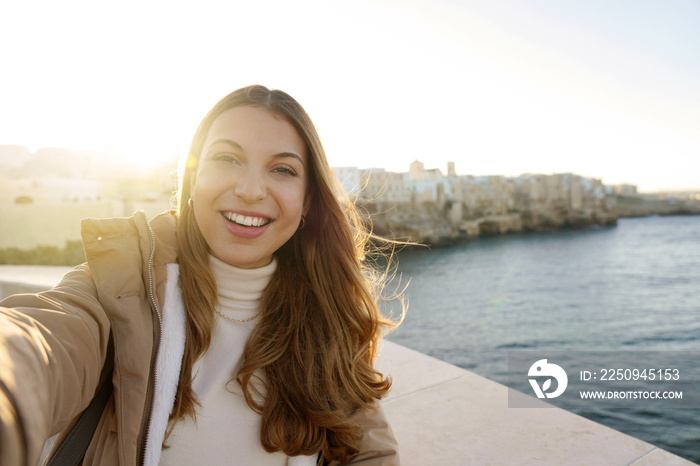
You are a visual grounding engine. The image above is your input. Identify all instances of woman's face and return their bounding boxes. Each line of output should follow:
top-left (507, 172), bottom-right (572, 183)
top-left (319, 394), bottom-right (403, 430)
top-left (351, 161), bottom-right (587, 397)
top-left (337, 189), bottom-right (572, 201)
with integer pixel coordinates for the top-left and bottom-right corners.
top-left (191, 105), bottom-right (309, 269)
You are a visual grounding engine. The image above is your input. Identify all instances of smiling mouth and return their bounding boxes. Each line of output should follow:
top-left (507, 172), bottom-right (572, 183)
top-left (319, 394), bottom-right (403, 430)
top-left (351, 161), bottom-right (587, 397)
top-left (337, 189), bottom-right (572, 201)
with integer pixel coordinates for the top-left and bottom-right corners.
top-left (222, 211), bottom-right (271, 228)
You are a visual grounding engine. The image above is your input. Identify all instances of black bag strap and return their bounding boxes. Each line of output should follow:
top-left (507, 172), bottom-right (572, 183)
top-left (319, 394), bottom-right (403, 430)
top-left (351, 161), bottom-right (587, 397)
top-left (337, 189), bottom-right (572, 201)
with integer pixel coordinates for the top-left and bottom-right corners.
top-left (48, 334), bottom-right (114, 466)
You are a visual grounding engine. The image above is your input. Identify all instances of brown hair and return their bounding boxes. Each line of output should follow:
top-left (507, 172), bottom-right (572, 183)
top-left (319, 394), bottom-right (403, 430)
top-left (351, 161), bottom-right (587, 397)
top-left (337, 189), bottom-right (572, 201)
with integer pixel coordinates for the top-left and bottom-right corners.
top-left (173, 85), bottom-right (403, 462)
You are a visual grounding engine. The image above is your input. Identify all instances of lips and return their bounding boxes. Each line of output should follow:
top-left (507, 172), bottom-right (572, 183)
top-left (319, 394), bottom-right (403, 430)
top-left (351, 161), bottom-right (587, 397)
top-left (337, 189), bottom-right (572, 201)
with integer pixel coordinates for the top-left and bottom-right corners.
top-left (220, 210), bottom-right (272, 240)
top-left (222, 211), bottom-right (271, 228)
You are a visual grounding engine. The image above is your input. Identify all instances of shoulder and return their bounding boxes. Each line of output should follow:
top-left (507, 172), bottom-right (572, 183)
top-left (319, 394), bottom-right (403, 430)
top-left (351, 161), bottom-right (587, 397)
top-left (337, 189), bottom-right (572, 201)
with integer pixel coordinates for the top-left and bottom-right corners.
top-left (80, 210), bottom-right (178, 293)
top-left (81, 210), bottom-right (178, 261)
top-left (80, 210), bottom-right (176, 243)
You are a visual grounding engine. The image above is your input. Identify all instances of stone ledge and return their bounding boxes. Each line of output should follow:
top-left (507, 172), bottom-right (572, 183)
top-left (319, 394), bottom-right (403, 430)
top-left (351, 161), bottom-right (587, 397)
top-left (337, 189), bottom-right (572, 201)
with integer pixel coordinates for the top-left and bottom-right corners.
top-left (0, 265), bottom-right (74, 298)
top-left (376, 341), bottom-right (695, 465)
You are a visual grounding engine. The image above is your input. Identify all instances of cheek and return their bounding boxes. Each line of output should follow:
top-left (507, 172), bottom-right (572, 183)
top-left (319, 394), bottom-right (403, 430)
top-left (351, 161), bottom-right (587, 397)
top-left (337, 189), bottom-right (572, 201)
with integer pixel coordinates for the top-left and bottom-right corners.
top-left (192, 169), bottom-right (222, 200)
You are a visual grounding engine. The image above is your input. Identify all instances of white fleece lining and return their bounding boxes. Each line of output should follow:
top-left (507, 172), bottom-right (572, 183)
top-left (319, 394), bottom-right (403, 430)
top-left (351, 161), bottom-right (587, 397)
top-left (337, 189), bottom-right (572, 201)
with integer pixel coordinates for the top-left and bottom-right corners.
top-left (144, 263), bottom-right (186, 466)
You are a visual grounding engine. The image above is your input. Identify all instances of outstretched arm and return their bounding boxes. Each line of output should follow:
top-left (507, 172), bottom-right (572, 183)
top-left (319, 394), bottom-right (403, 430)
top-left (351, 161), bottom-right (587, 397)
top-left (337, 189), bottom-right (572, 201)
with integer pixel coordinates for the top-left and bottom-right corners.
top-left (0, 264), bottom-right (111, 466)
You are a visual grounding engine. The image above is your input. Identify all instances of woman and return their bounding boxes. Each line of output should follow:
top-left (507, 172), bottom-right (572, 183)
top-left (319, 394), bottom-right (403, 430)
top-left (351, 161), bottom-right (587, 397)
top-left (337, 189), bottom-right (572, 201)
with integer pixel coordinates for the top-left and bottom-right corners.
top-left (0, 85), bottom-right (402, 465)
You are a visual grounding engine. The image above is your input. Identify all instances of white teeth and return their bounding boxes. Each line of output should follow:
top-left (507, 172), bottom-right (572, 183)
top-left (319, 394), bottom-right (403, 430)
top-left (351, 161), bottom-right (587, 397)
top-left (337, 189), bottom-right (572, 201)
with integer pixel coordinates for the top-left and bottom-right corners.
top-left (223, 212), bottom-right (268, 227)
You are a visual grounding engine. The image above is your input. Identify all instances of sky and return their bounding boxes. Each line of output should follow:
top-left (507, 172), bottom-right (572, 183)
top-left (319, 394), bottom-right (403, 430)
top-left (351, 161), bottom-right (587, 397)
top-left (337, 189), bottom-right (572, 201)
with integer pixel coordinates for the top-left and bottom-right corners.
top-left (1, 0), bottom-right (699, 192)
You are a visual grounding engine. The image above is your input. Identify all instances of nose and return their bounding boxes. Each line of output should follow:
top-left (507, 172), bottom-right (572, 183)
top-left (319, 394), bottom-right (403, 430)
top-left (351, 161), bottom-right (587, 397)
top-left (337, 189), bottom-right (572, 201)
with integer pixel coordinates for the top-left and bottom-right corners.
top-left (234, 170), bottom-right (266, 203)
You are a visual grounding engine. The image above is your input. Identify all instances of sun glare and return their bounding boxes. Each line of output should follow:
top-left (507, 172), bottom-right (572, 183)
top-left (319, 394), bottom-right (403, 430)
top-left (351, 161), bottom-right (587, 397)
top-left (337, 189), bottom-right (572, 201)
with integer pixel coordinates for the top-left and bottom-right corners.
top-left (1, 0), bottom-right (698, 192)
top-left (110, 141), bottom-right (180, 173)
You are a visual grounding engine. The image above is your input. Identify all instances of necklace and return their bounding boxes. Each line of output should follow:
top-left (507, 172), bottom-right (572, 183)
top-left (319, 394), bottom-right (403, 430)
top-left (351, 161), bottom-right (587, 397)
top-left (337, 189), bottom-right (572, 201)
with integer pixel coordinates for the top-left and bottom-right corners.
top-left (214, 308), bottom-right (260, 323)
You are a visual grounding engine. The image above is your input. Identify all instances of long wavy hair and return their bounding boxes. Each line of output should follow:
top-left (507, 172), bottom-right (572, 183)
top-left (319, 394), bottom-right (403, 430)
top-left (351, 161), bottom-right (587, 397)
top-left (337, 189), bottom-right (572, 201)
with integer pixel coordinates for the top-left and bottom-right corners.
top-left (172, 85), bottom-right (403, 462)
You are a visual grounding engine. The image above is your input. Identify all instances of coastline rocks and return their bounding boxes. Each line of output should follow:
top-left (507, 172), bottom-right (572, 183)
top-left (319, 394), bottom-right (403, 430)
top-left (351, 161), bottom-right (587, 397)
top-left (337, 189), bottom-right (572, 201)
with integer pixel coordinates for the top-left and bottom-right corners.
top-left (477, 215), bottom-right (522, 236)
top-left (615, 195), bottom-right (700, 218)
top-left (365, 201), bottom-right (618, 246)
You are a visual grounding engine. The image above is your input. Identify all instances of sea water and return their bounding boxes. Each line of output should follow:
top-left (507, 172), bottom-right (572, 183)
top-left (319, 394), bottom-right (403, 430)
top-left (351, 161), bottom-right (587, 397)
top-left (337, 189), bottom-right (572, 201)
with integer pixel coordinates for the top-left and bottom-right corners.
top-left (385, 215), bottom-right (700, 462)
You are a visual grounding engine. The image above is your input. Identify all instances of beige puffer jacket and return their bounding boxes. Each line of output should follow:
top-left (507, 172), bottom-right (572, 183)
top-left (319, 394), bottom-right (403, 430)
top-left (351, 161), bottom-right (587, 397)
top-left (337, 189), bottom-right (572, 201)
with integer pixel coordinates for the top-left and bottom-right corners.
top-left (0, 211), bottom-right (399, 465)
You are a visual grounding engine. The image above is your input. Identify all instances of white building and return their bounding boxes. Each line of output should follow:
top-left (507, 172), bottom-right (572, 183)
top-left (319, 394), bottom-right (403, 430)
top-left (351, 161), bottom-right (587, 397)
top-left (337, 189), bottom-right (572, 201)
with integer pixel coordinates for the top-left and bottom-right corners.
top-left (333, 167), bottom-right (364, 197)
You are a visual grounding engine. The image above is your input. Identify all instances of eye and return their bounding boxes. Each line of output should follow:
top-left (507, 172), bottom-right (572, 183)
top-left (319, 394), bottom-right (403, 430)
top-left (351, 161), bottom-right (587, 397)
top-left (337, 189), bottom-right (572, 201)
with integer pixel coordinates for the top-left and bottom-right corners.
top-left (212, 153), bottom-right (240, 164)
top-left (273, 165), bottom-right (298, 177)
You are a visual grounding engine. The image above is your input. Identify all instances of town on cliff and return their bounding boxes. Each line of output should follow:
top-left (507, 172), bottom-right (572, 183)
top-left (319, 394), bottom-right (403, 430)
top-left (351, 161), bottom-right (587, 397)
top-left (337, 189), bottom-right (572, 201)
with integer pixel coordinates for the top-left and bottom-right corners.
top-left (334, 161), bottom-right (700, 246)
top-left (1, 145), bottom-right (700, 263)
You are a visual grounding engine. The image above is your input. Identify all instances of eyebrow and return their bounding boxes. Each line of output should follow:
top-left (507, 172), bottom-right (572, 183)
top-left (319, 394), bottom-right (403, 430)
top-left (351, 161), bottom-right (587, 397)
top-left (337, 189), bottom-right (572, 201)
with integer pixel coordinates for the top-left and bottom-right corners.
top-left (209, 138), bottom-right (243, 151)
top-left (209, 138), bottom-right (305, 166)
top-left (273, 152), bottom-right (306, 167)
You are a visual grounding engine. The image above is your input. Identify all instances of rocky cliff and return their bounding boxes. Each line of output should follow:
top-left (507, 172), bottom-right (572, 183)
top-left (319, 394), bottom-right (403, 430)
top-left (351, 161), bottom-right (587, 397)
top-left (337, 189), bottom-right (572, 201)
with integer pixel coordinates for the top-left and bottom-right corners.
top-left (363, 201), bottom-right (618, 246)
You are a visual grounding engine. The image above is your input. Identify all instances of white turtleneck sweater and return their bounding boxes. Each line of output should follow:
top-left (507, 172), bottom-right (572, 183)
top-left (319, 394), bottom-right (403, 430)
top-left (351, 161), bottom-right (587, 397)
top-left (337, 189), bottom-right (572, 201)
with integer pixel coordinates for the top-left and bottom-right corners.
top-left (159, 255), bottom-right (287, 465)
